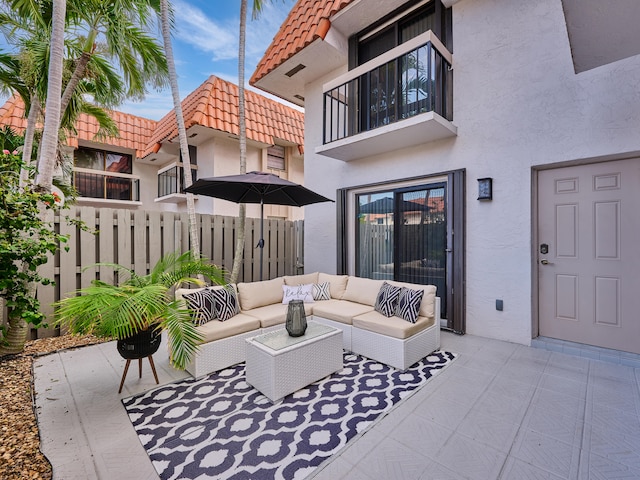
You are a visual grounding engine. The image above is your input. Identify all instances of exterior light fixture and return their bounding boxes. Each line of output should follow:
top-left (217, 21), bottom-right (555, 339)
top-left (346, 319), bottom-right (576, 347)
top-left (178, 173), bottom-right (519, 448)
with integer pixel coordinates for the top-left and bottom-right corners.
top-left (477, 178), bottom-right (493, 200)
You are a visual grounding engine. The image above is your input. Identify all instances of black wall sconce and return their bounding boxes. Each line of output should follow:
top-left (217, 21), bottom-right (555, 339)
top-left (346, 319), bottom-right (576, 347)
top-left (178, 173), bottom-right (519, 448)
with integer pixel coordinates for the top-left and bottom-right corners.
top-left (477, 177), bottom-right (493, 200)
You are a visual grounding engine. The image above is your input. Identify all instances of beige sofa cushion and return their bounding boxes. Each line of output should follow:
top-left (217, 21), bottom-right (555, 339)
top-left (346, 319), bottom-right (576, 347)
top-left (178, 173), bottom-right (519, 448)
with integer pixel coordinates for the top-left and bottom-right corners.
top-left (196, 313), bottom-right (261, 343)
top-left (283, 272), bottom-right (319, 286)
top-left (237, 277), bottom-right (284, 310)
top-left (318, 273), bottom-right (349, 300)
top-left (387, 281), bottom-right (437, 319)
top-left (341, 276), bottom-right (384, 306)
top-left (352, 310), bottom-right (435, 340)
top-left (243, 303), bottom-right (313, 329)
top-left (311, 299), bottom-right (374, 325)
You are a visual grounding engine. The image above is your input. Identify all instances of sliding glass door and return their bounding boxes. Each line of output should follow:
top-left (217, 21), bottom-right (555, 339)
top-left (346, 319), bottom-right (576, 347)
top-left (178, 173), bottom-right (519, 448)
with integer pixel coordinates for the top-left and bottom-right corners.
top-left (356, 183), bottom-right (447, 317)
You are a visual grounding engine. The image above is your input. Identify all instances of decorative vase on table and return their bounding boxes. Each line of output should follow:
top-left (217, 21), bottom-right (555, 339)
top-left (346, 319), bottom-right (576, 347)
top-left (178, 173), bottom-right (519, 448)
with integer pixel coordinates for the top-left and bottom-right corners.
top-left (286, 300), bottom-right (307, 337)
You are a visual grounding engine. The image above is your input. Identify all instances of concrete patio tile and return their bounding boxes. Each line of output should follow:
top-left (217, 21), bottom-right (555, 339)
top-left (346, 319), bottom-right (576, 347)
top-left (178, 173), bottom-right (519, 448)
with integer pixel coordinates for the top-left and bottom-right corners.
top-left (418, 462), bottom-right (467, 480)
top-left (522, 401), bottom-right (584, 446)
top-left (511, 428), bottom-right (581, 479)
top-left (334, 428), bottom-right (386, 467)
top-left (484, 374), bottom-right (537, 403)
top-left (435, 432), bottom-right (507, 480)
top-left (498, 361), bottom-right (546, 385)
top-left (468, 388), bottom-right (529, 426)
top-left (456, 409), bottom-right (521, 453)
top-left (538, 372), bottom-right (588, 400)
top-left (388, 415), bottom-right (454, 456)
top-left (413, 392), bottom-right (471, 430)
top-left (356, 436), bottom-right (434, 480)
top-left (311, 456), bottom-right (363, 479)
top-left (578, 448), bottom-right (640, 480)
top-left (499, 456), bottom-right (565, 479)
top-left (582, 420), bottom-right (640, 471)
top-left (428, 364), bottom-right (492, 407)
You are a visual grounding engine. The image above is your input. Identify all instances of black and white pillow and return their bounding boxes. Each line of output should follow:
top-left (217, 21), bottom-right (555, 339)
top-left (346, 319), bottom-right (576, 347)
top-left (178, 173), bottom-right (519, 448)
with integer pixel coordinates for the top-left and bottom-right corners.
top-left (313, 282), bottom-right (331, 301)
top-left (211, 285), bottom-right (240, 321)
top-left (395, 287), bottom-right (424, 323)
top-left (374, 282), bottom-right (401, 317)
top-left (182, 289), bottom-right (216, 326)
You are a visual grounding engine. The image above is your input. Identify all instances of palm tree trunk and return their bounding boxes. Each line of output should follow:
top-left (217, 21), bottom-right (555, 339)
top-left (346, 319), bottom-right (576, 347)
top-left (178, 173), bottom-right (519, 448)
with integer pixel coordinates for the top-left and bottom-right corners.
top-left (19, 95), bottom-right (41, 190)
top-left (160, 0), bottom-right (200, 258)
top-left (0, 313), bottom-right (30, 356)
top-left (229, 0), bottom-right (249, 284)
top-left (35, 0), bottom-right (66, 191)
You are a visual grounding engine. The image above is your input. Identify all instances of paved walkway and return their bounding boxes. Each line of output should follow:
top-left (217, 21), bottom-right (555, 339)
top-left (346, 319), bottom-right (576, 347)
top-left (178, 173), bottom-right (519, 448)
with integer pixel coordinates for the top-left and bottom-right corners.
top-left (34, 332), bottom-right (640, 479)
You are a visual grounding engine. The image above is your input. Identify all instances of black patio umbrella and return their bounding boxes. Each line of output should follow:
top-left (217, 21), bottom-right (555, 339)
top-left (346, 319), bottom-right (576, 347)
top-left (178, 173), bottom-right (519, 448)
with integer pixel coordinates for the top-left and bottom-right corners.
top-left (184, 171), bottom-right (334, 280)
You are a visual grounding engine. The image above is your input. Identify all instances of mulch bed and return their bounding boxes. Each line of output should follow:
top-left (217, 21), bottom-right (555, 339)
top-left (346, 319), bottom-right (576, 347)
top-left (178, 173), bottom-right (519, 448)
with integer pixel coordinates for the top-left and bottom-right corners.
top-left (0, 334), bottom-right (106, 480)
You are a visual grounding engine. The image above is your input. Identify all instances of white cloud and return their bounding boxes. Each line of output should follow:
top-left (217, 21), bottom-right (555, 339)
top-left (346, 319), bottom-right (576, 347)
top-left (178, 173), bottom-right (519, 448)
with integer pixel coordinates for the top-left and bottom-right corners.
top-left (172, 0), bottom-right (239, 61)
top-left (172, 0), bottom-right (293, 71)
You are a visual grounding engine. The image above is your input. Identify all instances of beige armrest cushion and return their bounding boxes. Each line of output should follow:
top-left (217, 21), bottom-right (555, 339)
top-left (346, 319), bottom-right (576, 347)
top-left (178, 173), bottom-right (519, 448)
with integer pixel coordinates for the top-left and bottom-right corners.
top-left (387, 281), bottom-right (437, 319)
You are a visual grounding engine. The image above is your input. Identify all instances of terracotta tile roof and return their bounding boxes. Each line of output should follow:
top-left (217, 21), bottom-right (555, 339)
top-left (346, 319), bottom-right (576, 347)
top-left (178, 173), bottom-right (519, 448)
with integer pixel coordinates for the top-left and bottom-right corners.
top-left (0, 94), bottom-right (157, 158)
top-left (142, 75), bottom-right (304, 157)
top-left (0, 76), bottom-right (304, 158)
top-left (251, 0), bottom-right (355, 84)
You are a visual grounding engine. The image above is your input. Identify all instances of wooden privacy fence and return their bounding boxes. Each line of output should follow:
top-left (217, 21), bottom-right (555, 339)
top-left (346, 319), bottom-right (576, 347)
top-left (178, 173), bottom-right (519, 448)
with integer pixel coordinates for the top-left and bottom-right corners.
top-left (30, 206), bottom-right (304, 339)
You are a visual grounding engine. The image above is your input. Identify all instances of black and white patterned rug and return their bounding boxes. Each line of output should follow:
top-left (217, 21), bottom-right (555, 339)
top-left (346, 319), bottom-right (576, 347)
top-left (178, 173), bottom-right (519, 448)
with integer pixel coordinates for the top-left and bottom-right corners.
top-left (123, 351), bottom-right (457, 480)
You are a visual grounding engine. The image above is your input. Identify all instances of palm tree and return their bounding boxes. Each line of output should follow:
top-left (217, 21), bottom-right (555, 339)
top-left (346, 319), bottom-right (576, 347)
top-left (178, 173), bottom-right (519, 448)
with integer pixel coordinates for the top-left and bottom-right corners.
top-left (229, 0), bottom-right (269, 283)
top-left (59, 0), bottom-right (167, 114)
top-left (159, 0), bottom-right (200, 259)
top-left (34, 0), bottom-right (65, 190)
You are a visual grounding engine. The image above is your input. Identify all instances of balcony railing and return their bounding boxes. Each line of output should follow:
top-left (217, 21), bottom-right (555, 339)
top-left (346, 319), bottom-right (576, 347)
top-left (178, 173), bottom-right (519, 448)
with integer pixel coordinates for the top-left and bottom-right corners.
top-left (323, 30), bottom-right (453, 145)
top-left (74, 169), bottom-right (140, 201)
top-left (157, 165), bottom-right (197, 198)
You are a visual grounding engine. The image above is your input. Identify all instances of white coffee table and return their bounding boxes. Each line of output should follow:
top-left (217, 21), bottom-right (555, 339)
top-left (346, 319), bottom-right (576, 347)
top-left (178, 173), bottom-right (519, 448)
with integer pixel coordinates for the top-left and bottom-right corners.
top-left (245, 321), bottom-right (343, 403)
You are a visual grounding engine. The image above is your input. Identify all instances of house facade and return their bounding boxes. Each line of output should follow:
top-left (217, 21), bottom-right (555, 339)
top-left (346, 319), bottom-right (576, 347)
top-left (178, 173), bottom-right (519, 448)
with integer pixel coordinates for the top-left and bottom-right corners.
top-left (0, 75), bottom-right (306, 221)
top-left (251, 0), bottom-right (640, 353)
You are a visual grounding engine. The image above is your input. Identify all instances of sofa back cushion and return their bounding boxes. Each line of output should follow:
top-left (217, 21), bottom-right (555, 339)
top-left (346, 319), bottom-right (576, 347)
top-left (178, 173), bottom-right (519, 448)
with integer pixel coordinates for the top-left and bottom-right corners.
top-left (237, 277), bottom-right (284, 310)
top-left (388, 281), bottom-right (437, 319)
top-left (283, 272), bottom-right (319, 286)
top-left (341, 276), bottom-right (384, 306)
top-left (318, 273), bottom-right (349, 299)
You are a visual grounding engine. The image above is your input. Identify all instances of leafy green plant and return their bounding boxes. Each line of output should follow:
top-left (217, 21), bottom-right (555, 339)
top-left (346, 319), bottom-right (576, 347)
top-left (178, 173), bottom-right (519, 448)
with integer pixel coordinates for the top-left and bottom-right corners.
top-left (0, 151), bottom-right (68, 347)
top-left (53, 251), bottom-right (225, 370)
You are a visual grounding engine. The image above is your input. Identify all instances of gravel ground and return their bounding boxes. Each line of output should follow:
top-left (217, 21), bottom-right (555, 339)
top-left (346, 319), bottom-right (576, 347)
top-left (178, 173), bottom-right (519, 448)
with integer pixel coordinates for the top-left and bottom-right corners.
top-left (0, 334), bottom-right (106, 480)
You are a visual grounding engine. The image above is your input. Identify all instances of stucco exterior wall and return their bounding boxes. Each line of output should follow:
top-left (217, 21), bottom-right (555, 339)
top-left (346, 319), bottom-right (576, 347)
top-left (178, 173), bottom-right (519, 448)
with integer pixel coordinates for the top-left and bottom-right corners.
top-left (302, 0), bottom-right (640, 345)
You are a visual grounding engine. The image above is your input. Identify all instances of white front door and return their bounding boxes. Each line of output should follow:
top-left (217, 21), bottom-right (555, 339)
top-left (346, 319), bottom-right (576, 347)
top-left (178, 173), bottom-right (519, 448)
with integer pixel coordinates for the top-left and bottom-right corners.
top-left (537, 158), bottom-right (640, 354)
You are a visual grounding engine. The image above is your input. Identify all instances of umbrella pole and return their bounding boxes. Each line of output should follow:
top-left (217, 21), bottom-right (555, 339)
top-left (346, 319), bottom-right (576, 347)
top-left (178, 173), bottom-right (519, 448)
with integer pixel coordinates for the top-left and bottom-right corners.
top-left (259, 199), bottom-right (264, 281)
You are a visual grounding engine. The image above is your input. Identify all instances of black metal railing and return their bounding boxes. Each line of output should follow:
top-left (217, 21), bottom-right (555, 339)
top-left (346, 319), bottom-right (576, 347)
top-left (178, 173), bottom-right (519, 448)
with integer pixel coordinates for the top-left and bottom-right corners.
top-left (74, 171), bottom-right (140, 201)
top-left (323, 40), bottom-right (452, 144)
top-left (157, 166), bottom-right (197, 198)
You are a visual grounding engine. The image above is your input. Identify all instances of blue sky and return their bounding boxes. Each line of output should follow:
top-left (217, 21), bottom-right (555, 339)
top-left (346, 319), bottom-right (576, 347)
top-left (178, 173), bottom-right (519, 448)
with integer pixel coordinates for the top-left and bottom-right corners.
top-left (122, 0), bottom-right (298, 119)
top-left (0, 0), bottom-right (297, 120)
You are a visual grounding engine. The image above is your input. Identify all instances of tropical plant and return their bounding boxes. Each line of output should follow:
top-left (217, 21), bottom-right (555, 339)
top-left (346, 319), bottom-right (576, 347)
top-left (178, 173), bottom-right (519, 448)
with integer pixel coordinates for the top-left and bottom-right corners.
top-left (0, 150), bottom-right (67, 356)
top-left (53, 251), bottom-right (226, 369)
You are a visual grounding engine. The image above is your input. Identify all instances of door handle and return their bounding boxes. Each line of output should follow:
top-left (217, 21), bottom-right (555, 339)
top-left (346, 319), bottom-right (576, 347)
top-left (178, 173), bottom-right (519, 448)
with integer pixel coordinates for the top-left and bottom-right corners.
top-left (540, 259), bottom-right (552, 265)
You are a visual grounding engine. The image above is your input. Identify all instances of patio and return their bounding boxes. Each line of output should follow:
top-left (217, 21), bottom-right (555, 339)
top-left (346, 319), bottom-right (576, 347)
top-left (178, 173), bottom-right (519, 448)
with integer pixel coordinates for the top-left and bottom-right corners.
top-left (34, 331), bottom-right (640, 479)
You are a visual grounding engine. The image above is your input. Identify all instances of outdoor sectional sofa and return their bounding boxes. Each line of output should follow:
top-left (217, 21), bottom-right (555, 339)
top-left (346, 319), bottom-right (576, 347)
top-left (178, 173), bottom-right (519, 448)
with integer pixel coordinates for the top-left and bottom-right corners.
top-left (175, 272), bottom-right (441, 378)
